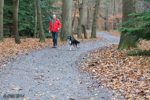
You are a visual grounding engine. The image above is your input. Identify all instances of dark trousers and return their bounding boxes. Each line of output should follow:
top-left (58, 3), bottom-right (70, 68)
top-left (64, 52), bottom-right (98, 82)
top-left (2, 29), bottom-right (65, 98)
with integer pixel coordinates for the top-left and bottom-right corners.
top-left (52, 32), bottom-right (58, 46)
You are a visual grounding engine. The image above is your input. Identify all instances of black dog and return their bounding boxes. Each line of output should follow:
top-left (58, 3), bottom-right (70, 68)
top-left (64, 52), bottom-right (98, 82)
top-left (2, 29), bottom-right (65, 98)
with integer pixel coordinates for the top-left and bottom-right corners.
top-left (67, 36), bottom-right (80, 50)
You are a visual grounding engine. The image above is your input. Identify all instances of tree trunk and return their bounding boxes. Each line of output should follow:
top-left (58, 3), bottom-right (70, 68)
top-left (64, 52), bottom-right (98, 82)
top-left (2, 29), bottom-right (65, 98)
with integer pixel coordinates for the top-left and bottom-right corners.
top-left (77, 0), bottom-right (88, 39)
top-left (87, 7), bottom-right (91, 29)
top-left (104, 0), bottom-right (109, 31)
top-left (72, 10), bottom-right (76, 31)
top-left (0, 0), bottom-right (4, 42)
top-left (36, 0), bottom-right (45, 42)
top-left (61, 0), bottom-right (73, 41)
top-left (13, 0), bottom-right (21, 44)
top-left (112, 0), bottom-right (116, 30)
top-left (122, 0), bottom-right (135, 22)
top-left (72, 1), bottom-right (77, 28)
top-left (82, 25), bottom-right (87, 39)
top-left (34, 0), bottom-right (37, 38)
top-left (91, 0), bottom-right (100, 38)
top-left (118, 0), bottom-right (136, 49)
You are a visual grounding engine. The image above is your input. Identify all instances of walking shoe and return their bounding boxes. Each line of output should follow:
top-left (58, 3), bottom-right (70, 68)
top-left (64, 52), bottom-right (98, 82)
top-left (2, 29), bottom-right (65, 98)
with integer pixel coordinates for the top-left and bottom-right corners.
top-left (52, 46), bottom-right (57, 48)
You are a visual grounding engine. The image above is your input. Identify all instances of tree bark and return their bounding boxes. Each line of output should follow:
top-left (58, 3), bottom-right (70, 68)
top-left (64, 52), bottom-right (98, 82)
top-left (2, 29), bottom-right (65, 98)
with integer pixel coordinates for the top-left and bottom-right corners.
top-left (61, 0), bottom-right (73, 41)
top-left (122, 0), bottom-right (135, 22)
top-left (104, 0), bottom-right (109, 31)
top-left (91, 0), bottom-right (100, 38)
top-left (82, 25), bottom-right (87, 39)
top-left (36, 0), bottom-right (45, 42)
top-left (87, 7), bottom-right (90, 29)
top-left (112, 0), bottom-right (116, 30)
top-left (77, 0), bottom-right (88, 39)
top-left (34, 0), bottom-right (37, 38)
top-left (13, 0), bottom-right (21, 44)
top-left (72, 1), bottom-right (77, 28)
top-left (0, 0), bottom-right (4, 42)
top-left (118, 0), bottom-right (136, 49)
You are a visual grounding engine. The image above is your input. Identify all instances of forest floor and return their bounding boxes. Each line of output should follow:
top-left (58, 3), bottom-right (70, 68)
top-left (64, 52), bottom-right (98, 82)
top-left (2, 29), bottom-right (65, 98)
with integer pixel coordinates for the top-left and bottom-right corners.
top-left (0, 32), bottom-right (149, 100)
top-left (80, 35), bottom-right (150, 99)
top-left (0, 38), bottom-right (53, 67)
top-left (0, 32), bottom-right (124, 100)
top-left (0, 36), bottom-right (99, 67)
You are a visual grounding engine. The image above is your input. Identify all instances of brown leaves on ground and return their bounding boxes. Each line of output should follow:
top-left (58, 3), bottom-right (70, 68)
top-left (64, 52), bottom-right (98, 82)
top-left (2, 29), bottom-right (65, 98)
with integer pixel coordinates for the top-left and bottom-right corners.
top-left (138, 40), bottom-right (150, 51)
top-left (81, 45), bottom-right (150, 100)
top-left (0, 38), bottom-right (54, 66)
top-left (0, 36), bottom-right (100, 68)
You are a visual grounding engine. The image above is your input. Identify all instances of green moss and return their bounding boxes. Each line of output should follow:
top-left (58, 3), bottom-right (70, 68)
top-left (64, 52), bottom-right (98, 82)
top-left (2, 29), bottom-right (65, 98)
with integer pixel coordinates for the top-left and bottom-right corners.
top-left (128, 50), bottom-right (150, 56)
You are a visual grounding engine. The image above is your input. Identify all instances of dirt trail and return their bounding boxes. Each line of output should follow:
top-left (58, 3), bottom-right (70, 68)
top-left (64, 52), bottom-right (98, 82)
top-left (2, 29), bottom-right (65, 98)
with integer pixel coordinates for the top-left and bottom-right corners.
top-left (0, 32), bottom-right (124, 100)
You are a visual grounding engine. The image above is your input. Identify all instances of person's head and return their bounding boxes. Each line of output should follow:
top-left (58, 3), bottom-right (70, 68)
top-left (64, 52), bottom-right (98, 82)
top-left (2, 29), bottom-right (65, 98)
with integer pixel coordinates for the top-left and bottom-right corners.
top-left (52, 14), bottom-right (57, 20)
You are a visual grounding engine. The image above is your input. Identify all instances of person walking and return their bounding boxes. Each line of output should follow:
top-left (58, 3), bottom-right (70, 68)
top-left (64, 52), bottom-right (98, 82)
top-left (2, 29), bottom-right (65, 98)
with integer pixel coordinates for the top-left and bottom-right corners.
top-left (49, 14), bottom-right (61, 48)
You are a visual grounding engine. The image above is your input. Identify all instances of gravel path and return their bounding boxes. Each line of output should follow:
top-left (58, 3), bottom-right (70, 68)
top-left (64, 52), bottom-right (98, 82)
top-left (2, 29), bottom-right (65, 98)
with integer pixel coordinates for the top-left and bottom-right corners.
top-left (0, 32), bottom-right (124, 100)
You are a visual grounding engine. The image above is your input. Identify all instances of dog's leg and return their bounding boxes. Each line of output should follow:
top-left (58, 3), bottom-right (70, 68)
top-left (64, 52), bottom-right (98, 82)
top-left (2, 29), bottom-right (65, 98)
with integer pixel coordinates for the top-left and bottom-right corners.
top-left (77, 44), bottom-right (79, 49)
top-left (70, 45), bottom-right (72, 50)
top-left (68, 44), bottom-right (70, 49)
top-left (74, 44), bottom-right (78, 50)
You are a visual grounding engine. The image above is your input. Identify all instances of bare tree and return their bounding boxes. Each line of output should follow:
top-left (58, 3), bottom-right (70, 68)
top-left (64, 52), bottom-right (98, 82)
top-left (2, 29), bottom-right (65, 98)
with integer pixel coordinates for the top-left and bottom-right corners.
top-left (61, 0), bottom-right (73, 41)
top-left (36, 0), bottom-right (45, 42)
top-left (77, 0), bottom-right (88, 39)
top-left (34, 0), bottom-right (38, 38)
top-left (91, 0), bottom-right (101, 38)
top-left (72, 0), bottom-right (77, 29)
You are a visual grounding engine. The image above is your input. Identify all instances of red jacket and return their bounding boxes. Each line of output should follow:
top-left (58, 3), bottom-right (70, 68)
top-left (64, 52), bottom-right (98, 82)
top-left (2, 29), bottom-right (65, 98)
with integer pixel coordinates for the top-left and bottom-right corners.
top-left (49, 19), bottom-right (61, 33)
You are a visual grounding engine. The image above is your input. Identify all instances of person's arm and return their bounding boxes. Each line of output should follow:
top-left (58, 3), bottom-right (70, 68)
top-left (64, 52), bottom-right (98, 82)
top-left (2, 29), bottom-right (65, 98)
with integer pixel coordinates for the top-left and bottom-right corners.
top-left (57, 19), bottom-right (61, 31)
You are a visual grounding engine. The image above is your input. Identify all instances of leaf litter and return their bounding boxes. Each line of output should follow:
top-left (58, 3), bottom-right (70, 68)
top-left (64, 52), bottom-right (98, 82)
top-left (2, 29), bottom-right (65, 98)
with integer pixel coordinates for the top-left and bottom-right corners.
top-left (80, 45), bottom-right (150, 100)
top-left (0, 38), bottom-right (54, 67)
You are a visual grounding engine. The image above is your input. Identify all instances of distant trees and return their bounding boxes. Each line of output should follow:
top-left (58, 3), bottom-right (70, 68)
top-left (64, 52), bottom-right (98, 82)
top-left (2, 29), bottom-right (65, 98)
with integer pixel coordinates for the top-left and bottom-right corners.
top-left (61, 0), bottom-right (73, 41)
top-left (1, 0), bottom-right (149, 45)
top-left (2, 0), bottom-right (59, 43)
top-left (0, 0), bottom-right (4, 41)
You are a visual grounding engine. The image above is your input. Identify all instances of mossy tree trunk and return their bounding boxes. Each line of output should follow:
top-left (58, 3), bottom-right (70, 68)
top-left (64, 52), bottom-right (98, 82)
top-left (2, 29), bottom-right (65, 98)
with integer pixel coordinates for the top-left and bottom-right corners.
top-left (13, 0), bottom-right (21, 44)
top-left (0, 0), bottom-right (4, 42)
top-left (61, 0), bottom-right (73, 41)
top-left (118, 0), bottom-right (136, 49)
top-left (91, 0), bottom-right (101, 38)
top-left (118, 33), bottom-right (138, 49)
